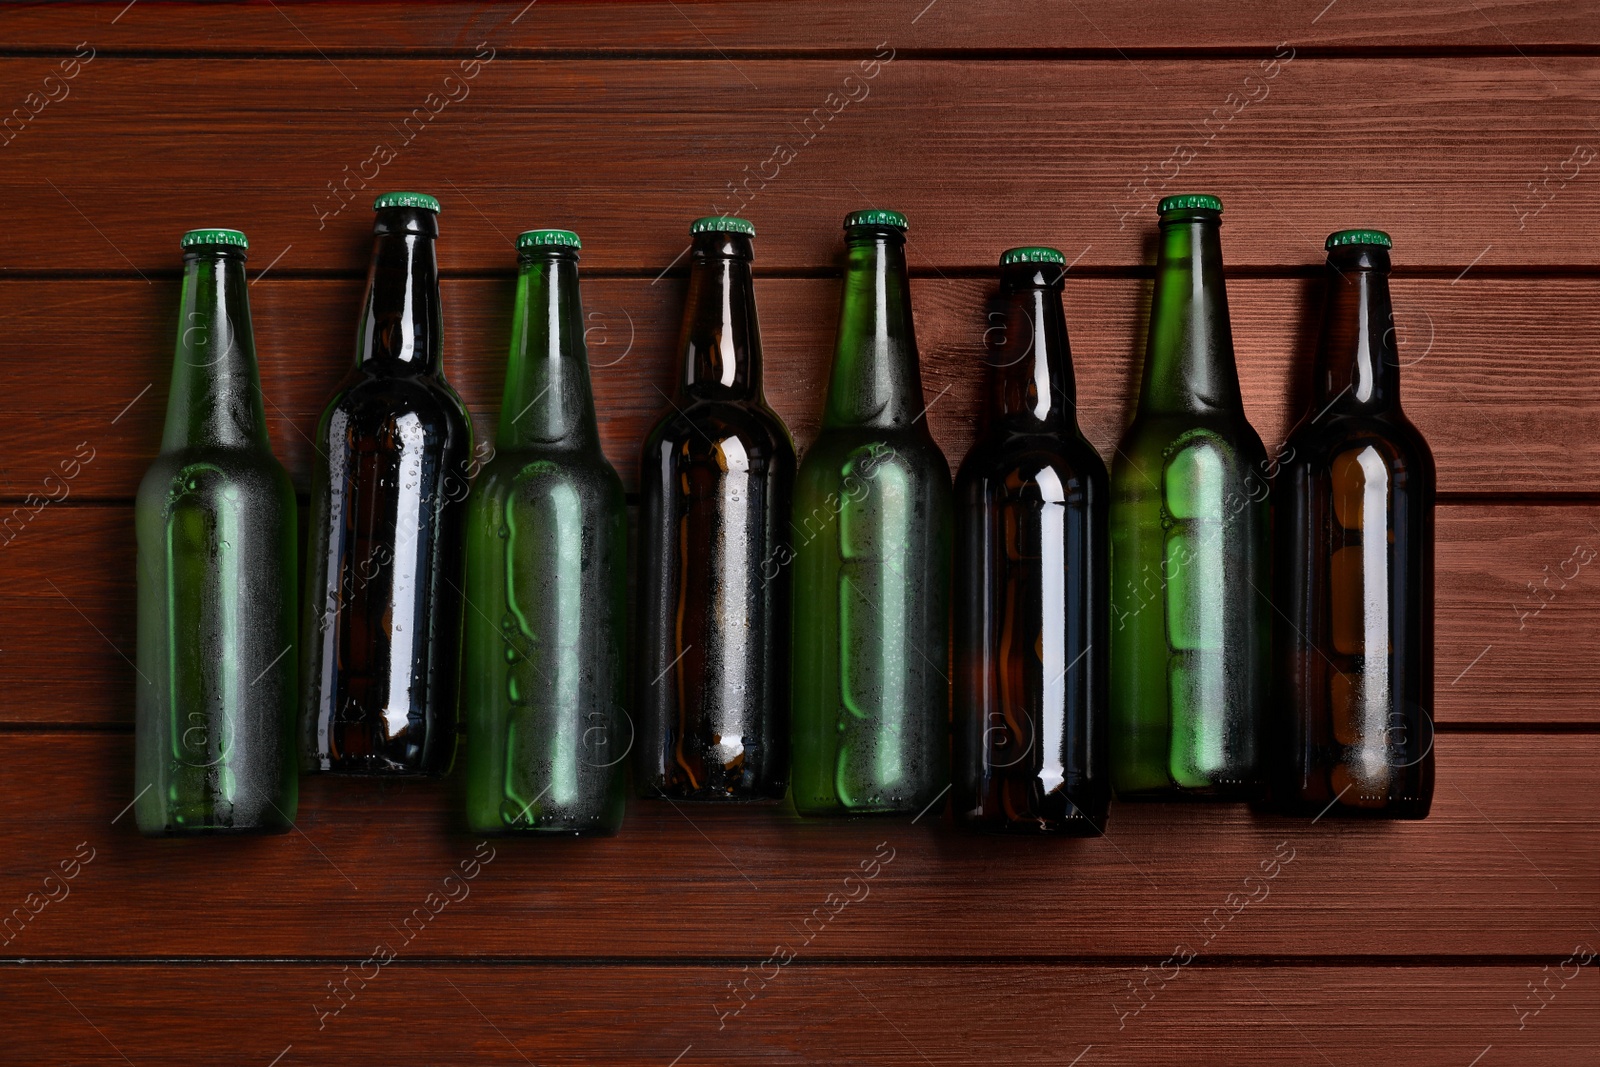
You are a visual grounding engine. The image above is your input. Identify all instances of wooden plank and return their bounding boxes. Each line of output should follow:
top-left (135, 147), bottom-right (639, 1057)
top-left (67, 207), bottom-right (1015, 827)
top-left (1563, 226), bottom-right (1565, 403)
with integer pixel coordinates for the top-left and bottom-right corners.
top-left (6, 1), bottom-right (1599, 55)
top-left (2, 963), bottom-right (1596, 1066)
top-left (0, 734), bottom-right (1592, 959)
top-left (1, 503), bottom-right (1594, 725)
top-left (1, 276), bottom-right (1595, 499)
top-left (1, 58), bottom-right (1599, 271)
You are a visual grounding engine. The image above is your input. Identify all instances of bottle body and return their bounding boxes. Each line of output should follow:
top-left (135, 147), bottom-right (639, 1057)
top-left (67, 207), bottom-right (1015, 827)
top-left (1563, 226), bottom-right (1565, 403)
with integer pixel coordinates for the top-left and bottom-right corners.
top-left (636, 225), bottom-right (796, 801)
top-left (459, 235), bottom-right (628, 834)
top-left (302, 200), bottom-right (472, 776)
top-left (1272, 236), bottom-right (1435, 818)
top-left (954, 254), bottom-right (1109, 834)
top-left (636, 407), bottom-right (794, 799)
top-left (955, 440), bottom-right (1108, 832)
top-left (135, 235), bottom-right (298, 835)
top-left (790, 213), bottom-right (952, 817)
top-left (791, 431), bottom-right (952, 815)
top-left (460, 452), bottom-right (629, 834)
top-left (1110, 199), bottom-right (1270, 799)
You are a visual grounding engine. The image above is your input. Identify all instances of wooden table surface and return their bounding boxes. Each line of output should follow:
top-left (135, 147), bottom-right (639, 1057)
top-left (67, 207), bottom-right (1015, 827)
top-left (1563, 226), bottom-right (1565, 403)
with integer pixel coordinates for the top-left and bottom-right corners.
top-left (2, 2), bottom-right (1597, 1064)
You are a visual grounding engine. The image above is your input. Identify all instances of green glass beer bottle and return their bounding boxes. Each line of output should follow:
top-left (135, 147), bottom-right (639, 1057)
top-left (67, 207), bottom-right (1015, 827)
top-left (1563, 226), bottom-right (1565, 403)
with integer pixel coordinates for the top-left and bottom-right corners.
top-left (790, 209), bottom-right (952, 817)
top-left (954, 247), bottom-right (1109, 834)
top-left (635, 216), bottom-right (796, 802)
top-left (459, 230), bottom-right (629, 835)
top-left (1110, 194), bottom-right (1270, 800)
top-left (1271, 230), bottom-right (1435, 818)
top-left (134, 229), bottom-right (298, 835)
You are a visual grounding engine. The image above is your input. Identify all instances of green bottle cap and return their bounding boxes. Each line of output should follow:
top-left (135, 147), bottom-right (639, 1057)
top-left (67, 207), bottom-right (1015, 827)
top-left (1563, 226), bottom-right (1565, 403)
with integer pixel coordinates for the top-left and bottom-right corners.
top-left (844, 208), bottom-right (907, 231)
top-left (1325, 228), bottom-right (1392, 250)
top-left (1000, 246), bottom-right (1066, 267)
top-left (180, 228), bottom-right (248, 250)
top-left (517, 229), bottom-right (581, 251)
top-left (1158, 193), bottom-right (1223, 214)
top-left (691, 215), bottom-right (755, 237)
top-left (373, 191), bottom-right (440, 213)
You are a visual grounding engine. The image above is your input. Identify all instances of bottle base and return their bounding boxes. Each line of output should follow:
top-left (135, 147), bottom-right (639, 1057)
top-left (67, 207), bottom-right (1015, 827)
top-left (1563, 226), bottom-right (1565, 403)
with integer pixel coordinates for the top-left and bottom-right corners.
top-left (794, 808), bottom-right (918, 819)
top-left (137, 822), bottom-right (292, 838)
top-left (957, 811), bottom-right (1108, 837)
top-left (640, 785), bottom-right (787, 804)
top-left (305, 757), bottom-right (448, 778)
top-left (792, 799), bottom-right (943, 819)
top-left (469, 823), bottom-right (623, 838)
top-left (1113, 784), bottom-right (1261, 802)
top-left (1272, 794), bottom-right (1432, 820)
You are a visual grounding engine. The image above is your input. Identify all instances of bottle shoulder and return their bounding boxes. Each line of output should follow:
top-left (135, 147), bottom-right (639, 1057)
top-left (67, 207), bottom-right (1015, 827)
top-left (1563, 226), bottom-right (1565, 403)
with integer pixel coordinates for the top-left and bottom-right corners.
top-left (137, 447), bottom-right (295, 513)
top-left (1110, 414), bottom-right (1272, 503)
top-left (321, 368), bottom-right (471, 425)
top-left (1117, 410), bottom-right (1268, 462)
top-left (1280, 412), bottom-right (1437, 486)
top-left (470, 447), bottom-right (625, 506)
top-left (636, 405), bottom-right (794, 527)
top-left (797, 426), bottom-right (953, 493)
top-left (1285, 408), bottom-right (1433, 458)
top-left (644, 396), bottom-right (796, 455)
top-left (317, 372), bottom-right (473, 458)
top-left (957, 426), bottom-right (1107, 489)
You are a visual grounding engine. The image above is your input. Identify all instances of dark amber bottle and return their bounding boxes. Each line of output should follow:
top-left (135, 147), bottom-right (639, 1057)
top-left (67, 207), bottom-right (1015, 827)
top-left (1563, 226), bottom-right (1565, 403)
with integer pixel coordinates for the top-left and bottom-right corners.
top-left (954, 248), bottom-right (1109, 834)
top-left (635, 217), bottom-right (796, 801)
top-left (301, 192), bottom-right (473, 776)
top-left (1272, 229), bottom-right (1435, 818)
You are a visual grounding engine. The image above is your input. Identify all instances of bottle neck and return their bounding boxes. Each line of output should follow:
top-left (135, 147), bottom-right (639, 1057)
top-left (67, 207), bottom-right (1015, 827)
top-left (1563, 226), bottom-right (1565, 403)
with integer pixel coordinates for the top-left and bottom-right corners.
top-left (497, 250), bottom-right (601, 451)
top-left (1315, 246), bottom-right (1399, 412)
top-left (824, 227), bottom-right (926, 429)
top-left (1139, 212), bottom-right (1243, 416)
top-left (161, 249), bottom-right (269, 452)
top-left (677, 232), bottom-right (763, 402)
top-left (989, 263), bottom-right (1076, 433)
top-left (356, 208), bottom-right (442, 374)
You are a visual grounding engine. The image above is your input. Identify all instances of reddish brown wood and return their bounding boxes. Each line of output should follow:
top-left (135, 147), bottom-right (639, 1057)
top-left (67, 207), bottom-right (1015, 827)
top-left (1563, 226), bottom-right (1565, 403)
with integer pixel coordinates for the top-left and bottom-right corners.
top-left (2, 963), bottom-right (1596, 1066)
top-left (5, 1), bottom-right (1599, 53)
top-left (2, 503), bottom-right (1594, 725)
top-left (1, 6), bottom-right (1595, 1061)
top-left (0, 58), bottom-right (1598, 272)
top-left (0, 734), bottom-right (1592, 959)
top-left (9, 0), bottom-right (1600, 52)
top-left (1, 276), bottom-right (1593, 499)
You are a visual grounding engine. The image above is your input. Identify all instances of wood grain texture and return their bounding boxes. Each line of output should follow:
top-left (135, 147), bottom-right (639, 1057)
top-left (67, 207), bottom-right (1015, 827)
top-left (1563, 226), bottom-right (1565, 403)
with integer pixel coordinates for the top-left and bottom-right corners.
top-left (6, 0), bottom-right (1600, 53)
top-left (0, 734), bottom-right (1593, 960)
top-left (2, 276), bottom-right (1594, 499)
top-left (3, 963), bottom-right (1597, 1067)
top-left (1, 58), bottom-right (1599, 272)
top-left (2, 3), bottom-right (1597, 1061)
top-left (1, 503), bottom-right (1594, 725)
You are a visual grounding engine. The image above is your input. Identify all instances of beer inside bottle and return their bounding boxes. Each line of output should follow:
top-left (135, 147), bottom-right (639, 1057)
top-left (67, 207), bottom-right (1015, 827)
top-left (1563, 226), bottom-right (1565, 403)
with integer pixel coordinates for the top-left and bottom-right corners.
top-left (460, 230), bottom-right (628, 835)
top-left (954, 247), bottom-right (1109, 834)
top-left (1110, 194), bottom-right (1269, 799)
top-left (301, 192), bottom-right (473, 776)
top-left (135, 228), bottom-right (298, 835)
top-left (790, 209), bottom-right (952, 817)
top-left (635, 216), bottom-right (796, 801)
top-left (1272, 230), bottom-right (1435, 818)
